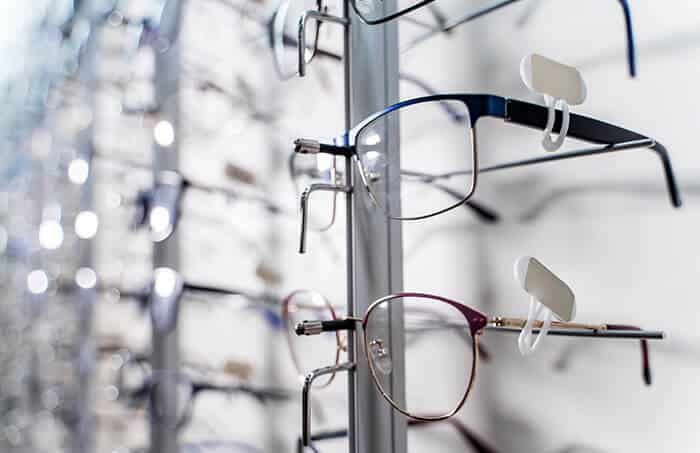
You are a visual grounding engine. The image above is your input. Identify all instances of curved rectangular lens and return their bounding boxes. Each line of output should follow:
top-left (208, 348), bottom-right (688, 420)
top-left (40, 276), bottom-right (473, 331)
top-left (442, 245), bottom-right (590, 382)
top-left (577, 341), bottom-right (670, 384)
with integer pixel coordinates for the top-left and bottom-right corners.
top-left (355, 99), bottom-right (474, 220)
top-left (364, 295), bottom-right (476, 418)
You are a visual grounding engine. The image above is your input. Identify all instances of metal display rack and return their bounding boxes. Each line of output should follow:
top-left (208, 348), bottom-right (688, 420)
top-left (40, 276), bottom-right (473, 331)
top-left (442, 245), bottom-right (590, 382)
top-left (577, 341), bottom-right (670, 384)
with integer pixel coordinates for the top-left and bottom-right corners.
top-left (150, 1), bottom-right (184, 451)
top-left (344, 0), bottom-right (408, 452)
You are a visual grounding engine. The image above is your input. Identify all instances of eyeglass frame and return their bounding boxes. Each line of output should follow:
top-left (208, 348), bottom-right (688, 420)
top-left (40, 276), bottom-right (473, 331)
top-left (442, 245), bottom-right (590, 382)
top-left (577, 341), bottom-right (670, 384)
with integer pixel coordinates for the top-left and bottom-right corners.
top-left (294, 291), bottom-right (663, 447)
top-left (293, 93), bottom-right (681, 252)
top-left (281, 288), bottom-right (493, 389)
top-left (287, 74), bottom-right (502, 231)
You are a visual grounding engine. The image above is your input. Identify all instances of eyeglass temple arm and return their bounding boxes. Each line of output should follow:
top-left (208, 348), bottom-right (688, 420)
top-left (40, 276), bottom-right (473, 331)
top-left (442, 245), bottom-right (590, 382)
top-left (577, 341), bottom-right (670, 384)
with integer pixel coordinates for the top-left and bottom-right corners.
top-left (552, 325), bottom-right (651, 385)
top-left (485, 317), bottom-right (664, 340)
top-left (501, 99), bottom-right (681, 207)
top-left (404, 0), bottom-right (519, 50)
top-left (407, 0), bottom-right (635, 77)
top-left (299, 418), bottom-right (500, 453)
top-left (410, 418), bottom-right (501, 453)
top-left (515, 0), bottom-right (636, 77)
top-left (605, 324), bottom-right (652, 385)
top-left (182, 177), bottom-right (288, 214)
top-left (301, 362), bottom-right (356, 447)
top-left (430, 183), bottom-right (500, 222)
top-left (618, 0), bottom-right (636, 77)
top-left (299, 182), bottom-right (352, 253)
top-left (193, 382), bottom-right (291, 402)
top-left (443, 0), bottom-right (520, 33)
top-left (298, 11), bottom-right (348, 77)
top-left (479, 139), bottom-right (680, 208)
top-left (183, 282), bottom-right (279, 305)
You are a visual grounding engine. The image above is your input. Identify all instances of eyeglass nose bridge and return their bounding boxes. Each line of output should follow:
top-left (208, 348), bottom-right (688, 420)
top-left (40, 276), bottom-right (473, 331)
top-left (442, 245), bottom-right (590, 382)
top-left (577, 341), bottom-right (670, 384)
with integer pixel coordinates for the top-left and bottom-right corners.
top-left (298, 10), bottom-right (349, 77)
top-left (299, 183), bottom-right (352, 254)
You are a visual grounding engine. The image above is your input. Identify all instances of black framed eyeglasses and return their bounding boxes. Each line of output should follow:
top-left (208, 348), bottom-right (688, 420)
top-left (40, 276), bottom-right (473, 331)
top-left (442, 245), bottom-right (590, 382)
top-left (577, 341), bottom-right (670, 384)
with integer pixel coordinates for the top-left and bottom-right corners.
top-left (294, 94), bottom-right (681, 252)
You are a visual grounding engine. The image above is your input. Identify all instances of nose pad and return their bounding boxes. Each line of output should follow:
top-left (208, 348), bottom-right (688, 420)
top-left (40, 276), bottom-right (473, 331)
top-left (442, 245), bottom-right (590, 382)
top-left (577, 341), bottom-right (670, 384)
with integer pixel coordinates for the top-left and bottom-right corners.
top-left (367, 171), bottom-right (382, 183)
top-left (369, 339), bottom-right (392, 375)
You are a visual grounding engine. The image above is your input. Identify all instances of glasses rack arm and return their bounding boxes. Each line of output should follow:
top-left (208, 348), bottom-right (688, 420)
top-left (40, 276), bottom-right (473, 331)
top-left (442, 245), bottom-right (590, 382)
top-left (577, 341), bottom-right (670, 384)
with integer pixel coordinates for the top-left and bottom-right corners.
top-left (299, 183), bottom-right (352, 253)
top-left (298, 11), bottom-right (349, 77)
top-left (302, 362), bottom-right (356, 447)
top-left (295, 318), bottom-right (360, 335)
top-left (295, 138), bottom-right (353, 156)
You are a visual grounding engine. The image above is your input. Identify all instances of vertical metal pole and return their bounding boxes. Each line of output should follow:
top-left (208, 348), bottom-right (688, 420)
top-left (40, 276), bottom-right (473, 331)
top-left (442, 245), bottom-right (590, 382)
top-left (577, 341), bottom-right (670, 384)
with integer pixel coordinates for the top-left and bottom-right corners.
top-left (151, 1), bottom-right (184, 452)
top-left (75, 16), bottom-right (99, 453)
top-left (345, 1), bottom-right (406, 452)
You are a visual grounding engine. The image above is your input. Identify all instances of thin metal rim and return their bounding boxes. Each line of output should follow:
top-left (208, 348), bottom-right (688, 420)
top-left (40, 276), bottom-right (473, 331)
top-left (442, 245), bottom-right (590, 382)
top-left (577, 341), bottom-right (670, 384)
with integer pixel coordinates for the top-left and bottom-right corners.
top-left (361, 294), bottom-right (479, 421)
top-left (354, 109), bottom-right (479, 221)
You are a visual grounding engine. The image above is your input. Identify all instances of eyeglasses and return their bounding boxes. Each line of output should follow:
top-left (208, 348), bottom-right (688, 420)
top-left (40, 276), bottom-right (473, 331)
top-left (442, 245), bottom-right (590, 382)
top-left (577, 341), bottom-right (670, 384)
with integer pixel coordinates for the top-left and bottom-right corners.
top-left (294, 93), bottom-right (681, 252)
top-left (288, 76), bottom-right (502, 232)
top-left (271, 0), bottom-right (445, 79)
top-left (281, 289), bottom-right (491, 388)
top-left (294, 292), bottom-right (662, 445)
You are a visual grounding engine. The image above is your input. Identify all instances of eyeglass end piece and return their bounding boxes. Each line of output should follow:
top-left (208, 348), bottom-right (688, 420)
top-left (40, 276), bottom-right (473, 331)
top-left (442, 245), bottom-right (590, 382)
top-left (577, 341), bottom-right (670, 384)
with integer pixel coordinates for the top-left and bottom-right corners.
top-left (644, 366), bottom-right (652, 386)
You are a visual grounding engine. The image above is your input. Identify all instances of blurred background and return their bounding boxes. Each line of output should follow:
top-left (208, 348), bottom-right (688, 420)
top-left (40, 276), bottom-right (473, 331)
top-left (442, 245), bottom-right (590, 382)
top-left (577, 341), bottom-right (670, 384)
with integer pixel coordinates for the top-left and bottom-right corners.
top-left (0, 0), bottom-right (697, 452)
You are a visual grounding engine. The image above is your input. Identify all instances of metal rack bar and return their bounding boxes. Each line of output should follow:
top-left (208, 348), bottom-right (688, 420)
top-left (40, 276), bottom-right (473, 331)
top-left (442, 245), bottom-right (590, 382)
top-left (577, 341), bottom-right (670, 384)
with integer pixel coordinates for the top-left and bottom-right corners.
top-left (151, 1), bottom-right (184, 452)
top-left (345, 1), bottom-right (407, 452)
top-left (74, 10), bottom-right (99, 452)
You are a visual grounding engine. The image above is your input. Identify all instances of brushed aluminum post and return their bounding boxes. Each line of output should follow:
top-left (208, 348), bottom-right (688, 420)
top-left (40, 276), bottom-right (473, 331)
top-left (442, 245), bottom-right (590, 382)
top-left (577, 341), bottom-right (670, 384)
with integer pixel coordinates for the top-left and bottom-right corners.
top-left (74, 8), bottom-right (99, 451)
top-left (345, 1), bottom-right (407, 452)
top-left (151, 1), bottom-right (184, 452)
